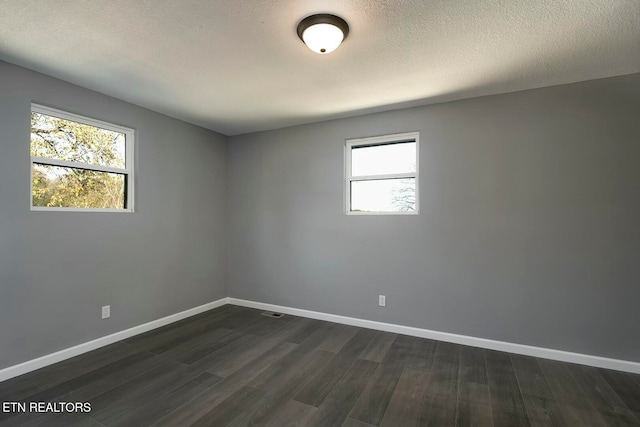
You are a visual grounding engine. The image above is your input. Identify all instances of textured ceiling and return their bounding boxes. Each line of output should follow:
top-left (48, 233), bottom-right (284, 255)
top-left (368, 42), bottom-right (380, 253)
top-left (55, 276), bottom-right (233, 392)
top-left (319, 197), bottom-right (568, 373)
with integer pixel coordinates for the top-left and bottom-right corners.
top-left (0, 0), bottom-right (639, 136)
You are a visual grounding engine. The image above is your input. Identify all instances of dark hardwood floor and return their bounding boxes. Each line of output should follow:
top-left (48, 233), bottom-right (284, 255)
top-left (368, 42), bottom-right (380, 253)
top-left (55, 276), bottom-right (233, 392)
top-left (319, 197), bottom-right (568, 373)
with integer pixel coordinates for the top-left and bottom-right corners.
top-left (1, 304), bottom-right (639, 426)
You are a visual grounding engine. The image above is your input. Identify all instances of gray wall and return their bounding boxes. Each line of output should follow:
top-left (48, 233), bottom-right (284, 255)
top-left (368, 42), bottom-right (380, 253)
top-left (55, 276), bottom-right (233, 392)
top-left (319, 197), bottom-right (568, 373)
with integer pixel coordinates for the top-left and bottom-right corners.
top-left (228, 73), bottom-right (640, 362)
top-left (0, 61), bottom-right (227, 369)
top-left (1, 60), bottom-right (638, 370)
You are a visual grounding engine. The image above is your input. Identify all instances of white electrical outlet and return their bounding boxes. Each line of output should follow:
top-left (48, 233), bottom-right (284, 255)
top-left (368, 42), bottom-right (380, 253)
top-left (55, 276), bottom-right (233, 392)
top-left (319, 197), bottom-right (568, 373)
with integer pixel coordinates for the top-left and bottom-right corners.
top-left (102, 305), bottom-right (110, 319)
top-left (379, 295), bottom-right (386, 307)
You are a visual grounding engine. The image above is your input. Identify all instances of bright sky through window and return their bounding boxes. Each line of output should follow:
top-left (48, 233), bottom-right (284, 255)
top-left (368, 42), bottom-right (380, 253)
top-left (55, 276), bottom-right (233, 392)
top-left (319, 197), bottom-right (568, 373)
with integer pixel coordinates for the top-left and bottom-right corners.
top-left (346, 133), bottom-right (419, 214)
top-left (351, 142), bottom-right (416, 176)
top-left (351, 178), bottom-right (416, 212)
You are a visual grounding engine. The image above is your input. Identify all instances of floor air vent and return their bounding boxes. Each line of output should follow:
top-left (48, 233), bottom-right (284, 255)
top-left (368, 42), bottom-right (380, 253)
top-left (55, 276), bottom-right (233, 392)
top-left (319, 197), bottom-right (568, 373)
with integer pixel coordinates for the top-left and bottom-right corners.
top-left (261, 311), bottom-right (284, 318)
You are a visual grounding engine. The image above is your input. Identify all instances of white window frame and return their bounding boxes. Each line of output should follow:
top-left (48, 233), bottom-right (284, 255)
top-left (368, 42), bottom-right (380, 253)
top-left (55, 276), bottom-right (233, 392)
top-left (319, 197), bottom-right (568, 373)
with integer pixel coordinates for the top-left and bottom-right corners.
top-left (345, 131), bottom-right (419, 215)
top-left (30, 103), bottom-right (135, 213)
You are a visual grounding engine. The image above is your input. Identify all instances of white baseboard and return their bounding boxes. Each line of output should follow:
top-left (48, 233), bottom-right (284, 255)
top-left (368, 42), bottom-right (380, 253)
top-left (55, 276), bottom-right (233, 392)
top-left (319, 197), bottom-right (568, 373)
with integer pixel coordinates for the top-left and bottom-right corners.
top-left (0, 298), bottom-right (229, 383)
top-left (227, 298), bottom-right (640, 374)
top-left (3, 296), bottom-right (638, 383)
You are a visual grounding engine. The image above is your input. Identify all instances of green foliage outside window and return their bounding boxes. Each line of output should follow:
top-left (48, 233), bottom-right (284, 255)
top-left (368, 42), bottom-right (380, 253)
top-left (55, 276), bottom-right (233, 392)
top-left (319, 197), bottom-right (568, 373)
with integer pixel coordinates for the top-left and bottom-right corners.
top-left (31, 112), bottom-right (127, 209)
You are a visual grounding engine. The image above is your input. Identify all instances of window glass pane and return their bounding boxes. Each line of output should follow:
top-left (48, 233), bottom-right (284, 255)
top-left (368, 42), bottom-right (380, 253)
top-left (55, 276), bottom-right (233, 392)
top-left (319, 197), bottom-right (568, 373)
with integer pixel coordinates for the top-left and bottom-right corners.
top-left (32, 164), bottom-right (126, 209)
top-left (30, 112), bottom-right (126, 168)
top-left (351, 142), bottom-right (416, 177)
top-left (351, 178), bottom-right (416, 212)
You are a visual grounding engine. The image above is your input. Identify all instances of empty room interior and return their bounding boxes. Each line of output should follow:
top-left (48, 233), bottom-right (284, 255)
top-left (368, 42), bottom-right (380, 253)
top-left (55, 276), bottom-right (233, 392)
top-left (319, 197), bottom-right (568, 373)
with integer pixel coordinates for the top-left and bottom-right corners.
top-left (1, 1), bottom-right (639, 426)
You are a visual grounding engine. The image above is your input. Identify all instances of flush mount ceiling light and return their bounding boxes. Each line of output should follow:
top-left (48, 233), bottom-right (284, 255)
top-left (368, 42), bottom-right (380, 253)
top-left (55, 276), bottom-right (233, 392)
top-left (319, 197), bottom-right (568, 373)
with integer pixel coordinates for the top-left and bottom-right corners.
top-left (297, 14), bottom-right (349, 54)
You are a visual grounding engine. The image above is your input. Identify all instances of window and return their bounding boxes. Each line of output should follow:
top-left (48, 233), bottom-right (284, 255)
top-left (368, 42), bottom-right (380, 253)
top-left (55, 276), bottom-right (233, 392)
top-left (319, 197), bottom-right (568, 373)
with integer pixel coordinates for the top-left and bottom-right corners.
top-left (345, 132), bottom-right (419, 214)
top-left (30, 104), bottom-right (134, 212)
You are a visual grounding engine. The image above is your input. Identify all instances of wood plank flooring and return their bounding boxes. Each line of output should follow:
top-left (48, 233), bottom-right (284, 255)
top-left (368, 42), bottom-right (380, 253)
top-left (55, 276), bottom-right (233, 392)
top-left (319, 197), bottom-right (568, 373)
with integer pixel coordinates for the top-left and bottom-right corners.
top-left (0, 305), bottom-right (639, 426)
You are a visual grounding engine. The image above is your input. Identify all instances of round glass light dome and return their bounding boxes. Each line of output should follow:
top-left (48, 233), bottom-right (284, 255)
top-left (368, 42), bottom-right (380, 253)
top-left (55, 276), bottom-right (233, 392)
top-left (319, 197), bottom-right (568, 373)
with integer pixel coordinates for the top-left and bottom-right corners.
top-left (297, 14), bottom-right (349, 55)
top-left (302, 23), bottom-right (345, 54)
